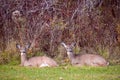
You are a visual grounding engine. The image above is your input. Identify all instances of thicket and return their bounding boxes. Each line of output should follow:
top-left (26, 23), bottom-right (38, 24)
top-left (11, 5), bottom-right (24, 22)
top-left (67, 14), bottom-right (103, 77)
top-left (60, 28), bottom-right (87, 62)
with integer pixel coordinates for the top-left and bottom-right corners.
top-left (0, 0), bottom-right (120, 65)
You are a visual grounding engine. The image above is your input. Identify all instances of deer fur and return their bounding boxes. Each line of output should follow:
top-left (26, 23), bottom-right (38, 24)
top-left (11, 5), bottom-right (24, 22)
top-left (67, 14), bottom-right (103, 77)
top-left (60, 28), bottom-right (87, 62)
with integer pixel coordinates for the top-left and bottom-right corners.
top-left (61, 42), bottom-right (109, 67)
top-left (16, 44), bottom-right (58, 67)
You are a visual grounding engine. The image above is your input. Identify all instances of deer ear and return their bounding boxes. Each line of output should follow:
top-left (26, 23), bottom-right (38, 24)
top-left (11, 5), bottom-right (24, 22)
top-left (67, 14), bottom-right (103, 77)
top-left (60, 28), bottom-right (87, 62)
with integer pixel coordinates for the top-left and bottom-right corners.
top-left (71, 42), bottom-right (76, 47)
top-left (61, 42), bottom-right (67, 48)
top-left (25, 43), bottom-right (31, 49)
top-left (16, 44), bottom-right (21, 49)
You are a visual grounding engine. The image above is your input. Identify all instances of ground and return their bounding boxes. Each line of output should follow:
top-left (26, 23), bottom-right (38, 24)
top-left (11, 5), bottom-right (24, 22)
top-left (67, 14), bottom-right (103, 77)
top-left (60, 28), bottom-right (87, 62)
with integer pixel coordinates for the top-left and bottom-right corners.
top-left (0, 65), bottom-right (120, 80)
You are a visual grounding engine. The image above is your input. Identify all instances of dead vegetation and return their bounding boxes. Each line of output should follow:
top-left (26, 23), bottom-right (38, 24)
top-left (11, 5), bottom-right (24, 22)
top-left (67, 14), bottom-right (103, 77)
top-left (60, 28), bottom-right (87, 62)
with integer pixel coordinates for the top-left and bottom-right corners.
top-left (0, 0), bottom-right (120, 65)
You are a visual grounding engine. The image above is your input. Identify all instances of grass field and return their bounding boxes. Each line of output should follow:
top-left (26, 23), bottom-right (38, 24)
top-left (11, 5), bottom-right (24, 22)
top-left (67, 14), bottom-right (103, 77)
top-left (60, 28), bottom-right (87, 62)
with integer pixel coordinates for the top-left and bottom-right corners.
top-left (0, 65), bottom-right (120, 80)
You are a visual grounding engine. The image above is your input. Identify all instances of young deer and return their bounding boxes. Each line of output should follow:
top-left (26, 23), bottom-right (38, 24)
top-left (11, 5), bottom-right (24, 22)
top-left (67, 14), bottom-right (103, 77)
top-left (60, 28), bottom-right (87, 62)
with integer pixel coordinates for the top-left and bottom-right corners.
top-left (61, 42), bottom-right (109, 67)
top-left (16, 44), bottom-right (58, 67)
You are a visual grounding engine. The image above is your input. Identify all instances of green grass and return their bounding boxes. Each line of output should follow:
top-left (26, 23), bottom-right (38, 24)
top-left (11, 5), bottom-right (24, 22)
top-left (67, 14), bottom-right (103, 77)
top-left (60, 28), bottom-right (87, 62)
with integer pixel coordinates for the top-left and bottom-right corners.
top-left (0, 65), bottom-right (120, 80)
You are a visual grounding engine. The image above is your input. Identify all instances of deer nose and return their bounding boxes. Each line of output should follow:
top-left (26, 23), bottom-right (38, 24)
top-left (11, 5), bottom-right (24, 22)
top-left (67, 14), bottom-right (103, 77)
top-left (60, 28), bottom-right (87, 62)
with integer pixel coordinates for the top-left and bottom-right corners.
top-left (20, 50), bottom-right (26, 53)
top-left (22, 51), bottom-right (26, 53)
top-left (67, 49), bottom-right (72, 52)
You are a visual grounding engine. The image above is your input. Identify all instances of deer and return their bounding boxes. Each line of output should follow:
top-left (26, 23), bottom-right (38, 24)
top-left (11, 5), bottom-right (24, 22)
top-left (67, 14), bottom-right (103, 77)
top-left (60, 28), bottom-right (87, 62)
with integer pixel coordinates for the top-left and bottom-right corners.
top-left (61, 42), bottom-right (109, 67)
top-left (16, 43), bottom-right (58, 67)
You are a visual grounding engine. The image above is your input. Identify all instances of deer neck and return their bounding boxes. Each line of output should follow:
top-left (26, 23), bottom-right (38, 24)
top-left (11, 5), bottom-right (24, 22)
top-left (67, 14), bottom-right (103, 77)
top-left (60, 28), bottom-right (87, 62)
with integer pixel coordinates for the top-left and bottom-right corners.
top-left (67, 51), bottom-right (75, 62)
top-left (21, 53), bottom-right (27, 66)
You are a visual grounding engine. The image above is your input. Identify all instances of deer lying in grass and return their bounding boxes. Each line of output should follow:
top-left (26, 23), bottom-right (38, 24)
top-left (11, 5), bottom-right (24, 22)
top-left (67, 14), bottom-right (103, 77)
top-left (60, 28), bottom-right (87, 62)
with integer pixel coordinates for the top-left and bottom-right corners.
top-left (16, 44), bottom-right (58, 67)
top-left (61, 42), bottom-right (109, 67)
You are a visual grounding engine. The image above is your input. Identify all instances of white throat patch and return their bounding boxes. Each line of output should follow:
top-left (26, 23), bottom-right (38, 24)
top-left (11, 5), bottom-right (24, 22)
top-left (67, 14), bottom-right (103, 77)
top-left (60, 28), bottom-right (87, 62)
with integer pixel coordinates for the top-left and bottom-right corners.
top-left (21, 52), bottom-right (24, 56)
top-left (67, 52), bottom-right (72, 55)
